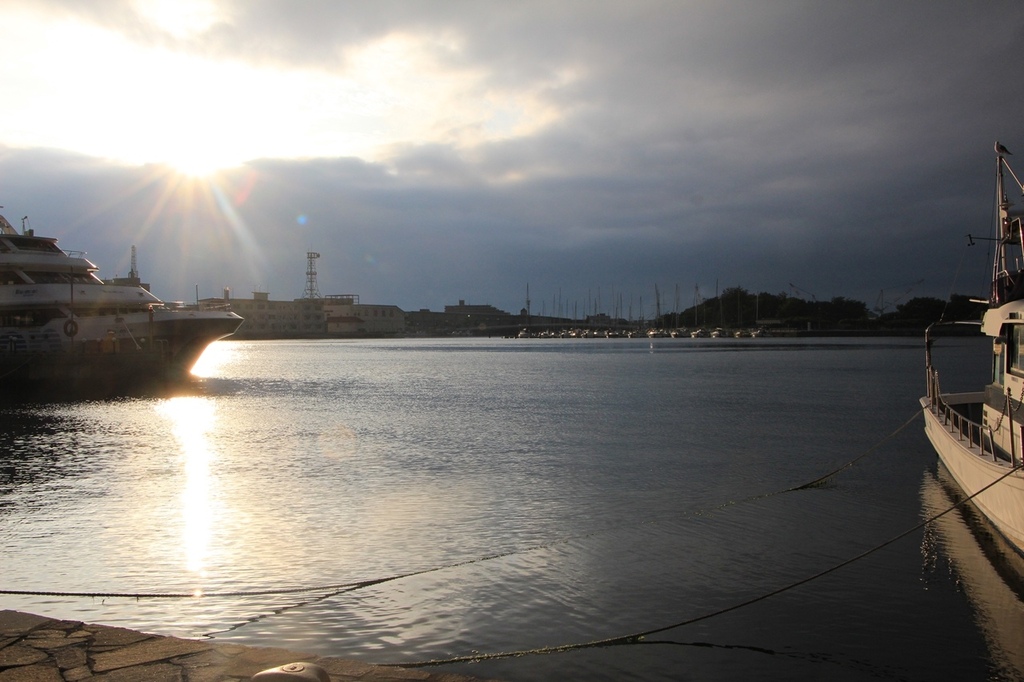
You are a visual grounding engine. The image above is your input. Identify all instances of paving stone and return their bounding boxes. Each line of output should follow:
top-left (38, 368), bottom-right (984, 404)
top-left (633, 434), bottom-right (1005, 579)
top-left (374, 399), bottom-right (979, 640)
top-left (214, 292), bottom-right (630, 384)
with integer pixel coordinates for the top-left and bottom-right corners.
top-left (0, 661), bottom-right (63, 681)
top-left (0, 610), bottom-right (52, 637)
top-left (163, 648), bottom-right (235, 682)
top-left (0, 613), bottom-right (496, 682)
top-left (317, 656), bottom-right (381, 677)
top-left (87, 624), bottom-right (153, 649)
top-left (26, 630), bottom-right (68, 640)
top-left (365, 667), bottom-right (432, 681)
top-left (92, 636), bottom-right (212, 672)
top-left (62, 665), bottom-right (93, 682)
top-left (211, 645), bottom-right (324, 679)
top-left (51, 644), bottom-right (88, 670)
top-left (210, 643), bottom-right (250, 657)
top-left (93, 661), bottom-right (183, 681)
top-left (24, 635), bottom-right (90, 651)
top-left (0, 642), bottom-right (50, 666)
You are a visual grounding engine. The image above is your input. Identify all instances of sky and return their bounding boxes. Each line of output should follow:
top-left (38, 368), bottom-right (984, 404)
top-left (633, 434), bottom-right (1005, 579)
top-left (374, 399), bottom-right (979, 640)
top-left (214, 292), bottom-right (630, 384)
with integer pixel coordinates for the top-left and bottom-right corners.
top-left (2, 0), bottom-right (1024, 318)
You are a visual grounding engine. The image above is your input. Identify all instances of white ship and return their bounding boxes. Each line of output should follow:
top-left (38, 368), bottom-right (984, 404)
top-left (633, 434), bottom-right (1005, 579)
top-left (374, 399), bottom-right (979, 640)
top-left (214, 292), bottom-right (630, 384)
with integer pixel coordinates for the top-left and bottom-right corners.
top-left (922, 142), bottom-right (1024, 554)
top-left (0, 213), bottom-right (242, 394)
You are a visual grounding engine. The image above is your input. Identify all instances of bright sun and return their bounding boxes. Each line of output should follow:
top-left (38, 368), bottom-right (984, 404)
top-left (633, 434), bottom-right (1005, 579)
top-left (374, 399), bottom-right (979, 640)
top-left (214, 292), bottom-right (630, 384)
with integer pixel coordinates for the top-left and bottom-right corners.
top-left (164, 147), bottom-right (240, 178)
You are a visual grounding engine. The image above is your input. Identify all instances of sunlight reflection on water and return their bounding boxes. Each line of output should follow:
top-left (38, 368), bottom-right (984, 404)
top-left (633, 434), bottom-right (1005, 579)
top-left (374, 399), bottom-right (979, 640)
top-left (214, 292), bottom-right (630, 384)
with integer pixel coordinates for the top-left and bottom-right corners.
top-left (156, 397), bottom-right (217, 579)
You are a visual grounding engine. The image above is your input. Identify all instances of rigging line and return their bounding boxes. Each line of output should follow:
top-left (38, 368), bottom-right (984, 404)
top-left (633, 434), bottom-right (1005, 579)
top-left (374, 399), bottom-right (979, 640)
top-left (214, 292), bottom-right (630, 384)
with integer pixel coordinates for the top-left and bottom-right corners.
top-left (787, 408), bottom-right (923, 492)
top-left (939, 243), bottom-right (971, 323)
top-left (0, 356), bottom-right (35, 380)
top-left (390, 461), bottom-right (1024, 668)
top-left (697, 408), bottom-right (923, 518)
top-left (120, 319), bottom-right (142, 350)
top-left (0, 409), bottom-right (920, 601)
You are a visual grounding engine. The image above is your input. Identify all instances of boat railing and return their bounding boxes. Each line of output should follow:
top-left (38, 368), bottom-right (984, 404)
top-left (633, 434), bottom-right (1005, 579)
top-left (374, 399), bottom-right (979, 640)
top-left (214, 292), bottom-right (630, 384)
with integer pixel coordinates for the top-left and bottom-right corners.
top-left (926, 366), bottom-right (1000, 462)
top-left (198, 302), bottom-right (233, 312)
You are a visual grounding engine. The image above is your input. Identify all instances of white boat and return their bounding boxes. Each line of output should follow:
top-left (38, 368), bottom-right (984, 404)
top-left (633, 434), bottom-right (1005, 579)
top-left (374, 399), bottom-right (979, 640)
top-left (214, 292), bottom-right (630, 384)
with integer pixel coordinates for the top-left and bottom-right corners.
top-left (922, 142), bottom-right (1024, 554)
top-left (0, 213), bottom-right (243, 394)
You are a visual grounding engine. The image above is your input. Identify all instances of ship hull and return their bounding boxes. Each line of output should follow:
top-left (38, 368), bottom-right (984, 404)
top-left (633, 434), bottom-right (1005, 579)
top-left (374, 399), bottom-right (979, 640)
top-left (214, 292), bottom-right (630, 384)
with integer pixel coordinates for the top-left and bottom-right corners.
top-left (0, 310), bottom-right (243, 398)
top-left (921, 395), bottom-right (1024, 554)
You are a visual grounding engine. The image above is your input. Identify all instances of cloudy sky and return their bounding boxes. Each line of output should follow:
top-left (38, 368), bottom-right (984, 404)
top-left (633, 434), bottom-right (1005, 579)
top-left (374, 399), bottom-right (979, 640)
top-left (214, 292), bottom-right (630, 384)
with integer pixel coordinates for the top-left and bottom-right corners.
top-left (2, 1), bottom-right (1023, 317)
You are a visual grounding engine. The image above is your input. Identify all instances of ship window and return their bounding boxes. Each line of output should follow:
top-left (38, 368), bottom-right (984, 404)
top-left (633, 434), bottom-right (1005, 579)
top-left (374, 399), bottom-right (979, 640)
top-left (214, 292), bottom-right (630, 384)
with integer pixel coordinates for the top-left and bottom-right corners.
top-left (8, 237), bottom-right (62, 253)
top-left (0, 308), bottom-right (64, 326)
top-left (1011, 326), bottom-right (1024, 376)
top-left (996, 338), bottom-right (1006, 385)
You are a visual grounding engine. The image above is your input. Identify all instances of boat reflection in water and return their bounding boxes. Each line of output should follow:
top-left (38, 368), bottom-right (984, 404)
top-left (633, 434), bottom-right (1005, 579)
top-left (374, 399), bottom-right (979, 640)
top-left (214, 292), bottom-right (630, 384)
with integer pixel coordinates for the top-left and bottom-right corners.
top-left (922, 463), bottom-right (1024, 679)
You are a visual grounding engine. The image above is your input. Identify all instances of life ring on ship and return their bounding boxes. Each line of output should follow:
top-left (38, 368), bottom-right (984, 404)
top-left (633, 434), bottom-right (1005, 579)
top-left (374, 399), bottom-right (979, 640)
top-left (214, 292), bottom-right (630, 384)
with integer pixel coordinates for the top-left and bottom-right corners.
top-left (63, 319), bottom-right (79, 337)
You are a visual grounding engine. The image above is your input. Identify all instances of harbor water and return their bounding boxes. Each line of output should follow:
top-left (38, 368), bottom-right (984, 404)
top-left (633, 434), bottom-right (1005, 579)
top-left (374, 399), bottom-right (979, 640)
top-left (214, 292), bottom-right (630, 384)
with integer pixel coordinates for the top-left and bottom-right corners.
top-left (1, 335), bottom-right (1021, 681)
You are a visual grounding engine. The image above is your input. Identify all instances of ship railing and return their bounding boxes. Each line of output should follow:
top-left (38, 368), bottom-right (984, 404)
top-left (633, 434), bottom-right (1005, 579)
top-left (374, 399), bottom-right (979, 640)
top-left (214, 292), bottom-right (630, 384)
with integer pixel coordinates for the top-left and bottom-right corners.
top-left (926, 366), bottom-right (999, 462)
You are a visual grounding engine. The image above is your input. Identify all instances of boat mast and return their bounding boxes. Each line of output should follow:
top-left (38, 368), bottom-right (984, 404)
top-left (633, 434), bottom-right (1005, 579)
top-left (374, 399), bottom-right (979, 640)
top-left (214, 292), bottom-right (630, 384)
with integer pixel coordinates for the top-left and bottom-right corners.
top-left (995, 147), bottom-right (1008, 304)
top-left (993, 143), bottom-right (1024, 305)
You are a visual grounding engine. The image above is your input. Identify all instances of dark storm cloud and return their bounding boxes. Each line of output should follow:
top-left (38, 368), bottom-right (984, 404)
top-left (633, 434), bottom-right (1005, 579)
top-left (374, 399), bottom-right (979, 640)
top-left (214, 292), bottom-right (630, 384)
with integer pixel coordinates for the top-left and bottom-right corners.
top-left (5, 1), bottom-right (1024, 314)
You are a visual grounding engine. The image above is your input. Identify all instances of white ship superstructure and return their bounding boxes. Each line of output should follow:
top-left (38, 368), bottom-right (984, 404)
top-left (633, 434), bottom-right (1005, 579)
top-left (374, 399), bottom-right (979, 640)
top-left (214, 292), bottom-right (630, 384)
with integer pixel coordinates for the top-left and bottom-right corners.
top-left (0, 213), bottom-right (242, 392)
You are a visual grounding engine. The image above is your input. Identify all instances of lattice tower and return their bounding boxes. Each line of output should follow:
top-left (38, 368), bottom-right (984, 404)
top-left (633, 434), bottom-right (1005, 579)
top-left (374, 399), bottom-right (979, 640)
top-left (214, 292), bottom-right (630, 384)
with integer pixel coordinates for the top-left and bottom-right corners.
top-left (304, 251), bottom-right (322, 299)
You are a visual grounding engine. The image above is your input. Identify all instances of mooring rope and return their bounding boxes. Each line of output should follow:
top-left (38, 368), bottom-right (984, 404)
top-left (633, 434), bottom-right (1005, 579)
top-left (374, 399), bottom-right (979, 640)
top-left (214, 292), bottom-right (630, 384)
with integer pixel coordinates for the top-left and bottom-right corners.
top-left (787, 408), bottom-right (923, 491)
top-left (0, 548), bottom-right (527, 600)
top-left (0, 356), bottom-right (35, 380)
top-left (0, 409), bottom-right (925, 601)
top-left (390, 460), bottom-right (1024, 667)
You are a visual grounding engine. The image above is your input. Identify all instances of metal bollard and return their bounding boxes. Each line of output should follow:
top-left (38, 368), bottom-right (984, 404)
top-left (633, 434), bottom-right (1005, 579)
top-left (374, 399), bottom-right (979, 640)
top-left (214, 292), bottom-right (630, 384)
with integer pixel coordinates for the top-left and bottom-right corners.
top-left (250, 661), bottom-right (331, 681)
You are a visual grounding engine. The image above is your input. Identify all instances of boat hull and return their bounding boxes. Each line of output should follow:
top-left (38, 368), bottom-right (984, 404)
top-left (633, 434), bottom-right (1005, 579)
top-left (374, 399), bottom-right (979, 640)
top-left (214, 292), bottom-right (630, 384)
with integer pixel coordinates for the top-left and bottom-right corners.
top-left (921, 396), bottom-right (1024, 554)
top-left (0, 310), bottom-right (243, 398)
top-left (1, 351), bottom-right (187, 398)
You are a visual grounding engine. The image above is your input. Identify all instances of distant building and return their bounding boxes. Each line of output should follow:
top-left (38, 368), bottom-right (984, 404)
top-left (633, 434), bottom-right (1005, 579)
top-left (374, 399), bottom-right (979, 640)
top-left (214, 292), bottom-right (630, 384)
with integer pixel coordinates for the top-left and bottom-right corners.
top-left (446, 299), bottom-right (516, 333)
top-left (406, 299), bottom-right (521, 336)
top-left (224, 291), bottom-right (405, 338)
top-left (224, 291), bottom-right (327, 338)
top-left (323, 294), bottom-right (404, 336)
top-left (443, 300), bottom-right (511, 316)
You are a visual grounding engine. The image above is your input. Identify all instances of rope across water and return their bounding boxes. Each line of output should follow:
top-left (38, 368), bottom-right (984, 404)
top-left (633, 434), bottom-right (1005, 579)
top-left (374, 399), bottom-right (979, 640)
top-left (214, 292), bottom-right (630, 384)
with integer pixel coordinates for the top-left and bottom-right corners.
top-left (0, 409), bottom-right (924, 602)
top-left (6, 407), bottom-right (985, 669)
top-left (395, 454), bottom-right (1023, 667)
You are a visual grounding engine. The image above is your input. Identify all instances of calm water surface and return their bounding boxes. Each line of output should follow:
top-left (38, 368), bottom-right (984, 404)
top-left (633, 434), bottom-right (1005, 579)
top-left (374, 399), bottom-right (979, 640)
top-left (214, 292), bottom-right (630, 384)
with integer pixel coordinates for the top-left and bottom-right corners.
top-left (1, 336), bottom-right (1020, 681)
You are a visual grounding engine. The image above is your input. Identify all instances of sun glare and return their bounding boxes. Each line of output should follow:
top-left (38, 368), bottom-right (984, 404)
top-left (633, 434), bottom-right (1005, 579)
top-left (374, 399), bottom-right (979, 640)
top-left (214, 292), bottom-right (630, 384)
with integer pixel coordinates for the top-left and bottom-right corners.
top-left (191, 340), bottom-right (237, 377)
top-left (165, 149), bottom-right (239, 178)
top-left (156, 396), bottom-right (218, 576)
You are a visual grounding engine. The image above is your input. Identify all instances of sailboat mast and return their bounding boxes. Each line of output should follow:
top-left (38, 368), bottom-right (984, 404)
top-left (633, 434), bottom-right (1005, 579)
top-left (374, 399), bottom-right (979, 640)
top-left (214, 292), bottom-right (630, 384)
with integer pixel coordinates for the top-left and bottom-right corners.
top-left (996, 152), bottom-right (1008, 302)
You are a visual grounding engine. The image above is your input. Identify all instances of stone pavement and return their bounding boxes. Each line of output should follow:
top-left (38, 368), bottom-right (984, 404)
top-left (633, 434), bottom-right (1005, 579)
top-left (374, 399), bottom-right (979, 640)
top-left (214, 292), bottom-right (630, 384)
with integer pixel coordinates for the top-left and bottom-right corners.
top-left (0, 611), bottom-right (497, 682)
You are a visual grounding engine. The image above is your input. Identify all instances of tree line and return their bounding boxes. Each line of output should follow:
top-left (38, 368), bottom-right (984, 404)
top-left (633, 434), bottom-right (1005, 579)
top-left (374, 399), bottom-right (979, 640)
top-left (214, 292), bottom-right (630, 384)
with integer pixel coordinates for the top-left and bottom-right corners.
top-left (656, 287), bottom-right (986, 331)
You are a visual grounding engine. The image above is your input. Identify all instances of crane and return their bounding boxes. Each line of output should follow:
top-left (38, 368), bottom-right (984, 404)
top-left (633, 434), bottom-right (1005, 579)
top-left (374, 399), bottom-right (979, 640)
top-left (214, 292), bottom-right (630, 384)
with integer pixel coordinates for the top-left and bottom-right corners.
top-left (788, 282), bottom-right (817, 301)
top-left (874, 279), bottom-right (923, 316)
